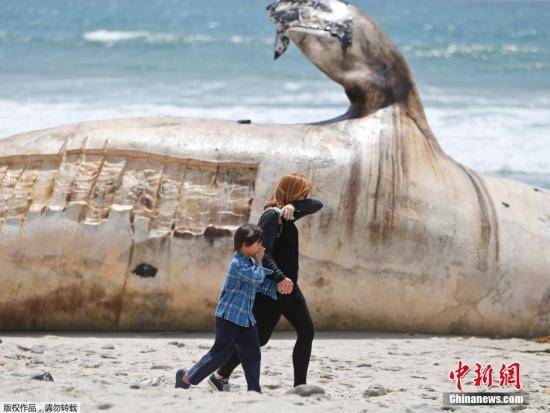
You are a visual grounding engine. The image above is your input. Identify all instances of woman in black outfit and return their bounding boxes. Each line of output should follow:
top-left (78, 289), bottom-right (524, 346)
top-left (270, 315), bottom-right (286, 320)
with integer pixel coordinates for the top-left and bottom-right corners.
top-left (209, 173), bottom-right (323, 390)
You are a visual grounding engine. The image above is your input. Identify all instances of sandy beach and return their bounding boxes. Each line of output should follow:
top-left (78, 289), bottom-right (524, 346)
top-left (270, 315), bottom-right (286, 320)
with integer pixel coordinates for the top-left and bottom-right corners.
top-left (1, 332), bottom-right (548, 412)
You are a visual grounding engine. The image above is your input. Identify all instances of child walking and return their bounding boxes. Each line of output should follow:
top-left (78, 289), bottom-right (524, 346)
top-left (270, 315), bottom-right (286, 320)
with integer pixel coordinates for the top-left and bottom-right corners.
top-left (175, 223), bottom-right (279, 393)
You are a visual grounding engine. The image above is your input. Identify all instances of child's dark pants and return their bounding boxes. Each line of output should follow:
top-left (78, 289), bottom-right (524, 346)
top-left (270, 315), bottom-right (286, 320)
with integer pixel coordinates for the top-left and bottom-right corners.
top-left (187, 316), bottom-right (262, 392)
top-left (218, 287), bottom-right (315, 387)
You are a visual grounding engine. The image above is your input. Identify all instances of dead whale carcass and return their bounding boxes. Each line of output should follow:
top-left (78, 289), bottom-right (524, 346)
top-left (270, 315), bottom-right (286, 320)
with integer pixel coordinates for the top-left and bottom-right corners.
top-left (0, 0), bottom-right (548, 335)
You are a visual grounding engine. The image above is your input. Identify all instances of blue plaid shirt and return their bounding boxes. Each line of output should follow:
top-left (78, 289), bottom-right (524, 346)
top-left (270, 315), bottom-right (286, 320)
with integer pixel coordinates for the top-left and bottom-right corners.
top-left (215, 251), bottom-right (278, 327)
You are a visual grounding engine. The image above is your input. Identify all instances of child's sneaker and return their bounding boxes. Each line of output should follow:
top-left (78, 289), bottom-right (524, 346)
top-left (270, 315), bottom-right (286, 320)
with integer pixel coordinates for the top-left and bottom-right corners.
top-left (175, 368), bottom-right (190, 389)
top-left (207, 373), bottom-right (230, 392)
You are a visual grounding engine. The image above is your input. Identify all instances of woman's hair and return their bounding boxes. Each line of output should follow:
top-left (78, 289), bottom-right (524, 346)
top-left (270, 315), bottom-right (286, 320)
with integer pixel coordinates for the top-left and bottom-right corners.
top-left (265, 173), bottom-right (312, 208)
top-left (234, 223), bottom-right (263, 251)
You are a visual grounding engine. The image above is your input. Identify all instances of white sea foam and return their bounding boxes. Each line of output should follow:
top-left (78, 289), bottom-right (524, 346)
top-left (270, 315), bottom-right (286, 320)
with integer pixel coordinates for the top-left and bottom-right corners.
top-left (82, 30), bottom-right (216, 46)
top-left (402, 43), bottom-right (542, 59)
top-left (81, 30), bottom-right (269, 46)
top-left (83, 30), bottom-right (172, 45)
top-left (229, 35), bottom-right (253, 44)
top-left (1, 29), bottom-right (267, 47)
top-left (427, 105), bottom-right (550, 176)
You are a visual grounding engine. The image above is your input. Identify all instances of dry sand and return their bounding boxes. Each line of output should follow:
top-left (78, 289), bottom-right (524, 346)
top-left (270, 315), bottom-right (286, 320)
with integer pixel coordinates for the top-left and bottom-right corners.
top-left (1, 332), bottom-right (549, 412)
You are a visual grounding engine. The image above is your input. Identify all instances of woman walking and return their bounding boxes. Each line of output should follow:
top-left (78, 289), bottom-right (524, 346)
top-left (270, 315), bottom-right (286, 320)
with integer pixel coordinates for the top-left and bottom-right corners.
top-left (207, 173), bottom-right (323, 391)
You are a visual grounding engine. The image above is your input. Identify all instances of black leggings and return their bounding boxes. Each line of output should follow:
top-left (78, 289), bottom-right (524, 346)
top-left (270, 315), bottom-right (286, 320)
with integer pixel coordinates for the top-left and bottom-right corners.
top-left (217, 286), bottom-right (315, 387)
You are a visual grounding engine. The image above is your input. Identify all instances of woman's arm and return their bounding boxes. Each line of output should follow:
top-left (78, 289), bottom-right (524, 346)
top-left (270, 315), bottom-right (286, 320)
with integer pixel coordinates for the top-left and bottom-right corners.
top-left (291, 198), bottom-right (323, 221)
top-left (257, 210), bottom-right (286, 283)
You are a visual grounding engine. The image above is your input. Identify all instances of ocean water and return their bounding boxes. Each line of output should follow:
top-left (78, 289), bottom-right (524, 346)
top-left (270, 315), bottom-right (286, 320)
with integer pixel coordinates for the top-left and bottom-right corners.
top-left (0, 0), bottom-right (549, 188)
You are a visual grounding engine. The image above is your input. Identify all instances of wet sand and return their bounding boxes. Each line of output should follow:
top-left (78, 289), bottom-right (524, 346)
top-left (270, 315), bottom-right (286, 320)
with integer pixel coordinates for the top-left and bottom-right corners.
top-left (1, 332), bottom-right (548, 412)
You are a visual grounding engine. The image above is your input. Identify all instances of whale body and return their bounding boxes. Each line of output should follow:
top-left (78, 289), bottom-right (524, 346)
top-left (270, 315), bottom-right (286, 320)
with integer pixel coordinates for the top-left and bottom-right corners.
top-left (0, 0), bottom-right (548, 335)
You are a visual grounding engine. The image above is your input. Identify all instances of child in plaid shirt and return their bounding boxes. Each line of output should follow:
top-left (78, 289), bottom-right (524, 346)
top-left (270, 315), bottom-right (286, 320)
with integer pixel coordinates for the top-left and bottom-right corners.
top-left (175, 223), bottom-right (279, 393)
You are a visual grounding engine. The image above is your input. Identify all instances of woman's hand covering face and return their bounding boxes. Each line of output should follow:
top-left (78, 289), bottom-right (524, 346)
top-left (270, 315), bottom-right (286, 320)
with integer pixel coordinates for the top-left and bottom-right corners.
top-left (281, 204), bottom-right (295, 221)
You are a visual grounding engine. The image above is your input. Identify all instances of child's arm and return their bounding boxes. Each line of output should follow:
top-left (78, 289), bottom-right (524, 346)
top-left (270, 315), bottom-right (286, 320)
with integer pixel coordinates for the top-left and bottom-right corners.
top-left (256, 277), bottom-right (278, 299)
top-left (234, 260), bottom-right (273, 285)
